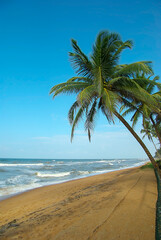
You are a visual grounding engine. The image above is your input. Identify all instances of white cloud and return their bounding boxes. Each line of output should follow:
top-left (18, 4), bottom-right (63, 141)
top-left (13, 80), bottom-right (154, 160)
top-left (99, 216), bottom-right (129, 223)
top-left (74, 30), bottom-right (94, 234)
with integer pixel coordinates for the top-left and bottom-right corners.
top-left (29, 129), bottom-right (155, 158)
top-left (1, 129), bottom-right (156, 159)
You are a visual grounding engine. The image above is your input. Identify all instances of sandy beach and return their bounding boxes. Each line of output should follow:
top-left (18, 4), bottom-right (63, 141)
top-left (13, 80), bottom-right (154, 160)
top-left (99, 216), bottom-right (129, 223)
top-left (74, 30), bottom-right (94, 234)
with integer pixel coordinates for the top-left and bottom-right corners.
top-left (0, 167), bottom-right (157, 240)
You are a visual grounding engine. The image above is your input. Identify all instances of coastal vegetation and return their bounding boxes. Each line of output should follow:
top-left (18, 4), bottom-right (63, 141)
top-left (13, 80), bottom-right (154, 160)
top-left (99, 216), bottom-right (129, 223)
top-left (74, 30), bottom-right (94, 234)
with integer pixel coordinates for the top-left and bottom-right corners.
top-left (141, 160), bottom-right (161, 170)
top-left (50, 30), bottom-right (161, 177)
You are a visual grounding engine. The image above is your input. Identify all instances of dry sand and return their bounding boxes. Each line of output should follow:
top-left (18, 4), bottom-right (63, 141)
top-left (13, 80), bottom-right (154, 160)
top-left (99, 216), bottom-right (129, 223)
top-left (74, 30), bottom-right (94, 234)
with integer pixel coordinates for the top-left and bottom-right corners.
top-left (0, 167), bottom-right (157, 240)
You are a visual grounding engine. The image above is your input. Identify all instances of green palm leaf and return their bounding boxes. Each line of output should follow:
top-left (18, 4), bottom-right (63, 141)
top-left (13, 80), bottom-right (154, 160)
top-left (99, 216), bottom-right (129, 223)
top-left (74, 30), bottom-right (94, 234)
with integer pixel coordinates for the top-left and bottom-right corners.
top-left (69, 39), bottom-right (93, 77)
top-left (51, 82), bottom-right (90, 99)
top-left (77, 85), bottom-right (96, 105)
top-left (85, 99), bottom-right (97, 132)
top-left (112, 40), bottom-right (133, 60)
top-left (114, 61), bottom-right (153, 77)
top-left (71, 105), bottom-right (86, 141)
top-left (68, 101), bottom-right (79, 125)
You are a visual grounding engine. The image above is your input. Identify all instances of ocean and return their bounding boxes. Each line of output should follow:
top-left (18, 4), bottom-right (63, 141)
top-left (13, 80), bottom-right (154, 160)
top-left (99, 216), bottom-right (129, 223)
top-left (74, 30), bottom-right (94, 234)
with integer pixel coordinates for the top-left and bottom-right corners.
top-left (0, 158), bottom-right (147, 200)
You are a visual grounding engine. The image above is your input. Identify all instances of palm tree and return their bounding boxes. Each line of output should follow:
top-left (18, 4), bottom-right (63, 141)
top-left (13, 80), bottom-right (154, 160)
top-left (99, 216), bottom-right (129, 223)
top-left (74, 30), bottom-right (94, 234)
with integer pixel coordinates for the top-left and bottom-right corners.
top-left (120, 74), bottom-right (161, 147)
top-left (50, 30), bottom-right (160, 175)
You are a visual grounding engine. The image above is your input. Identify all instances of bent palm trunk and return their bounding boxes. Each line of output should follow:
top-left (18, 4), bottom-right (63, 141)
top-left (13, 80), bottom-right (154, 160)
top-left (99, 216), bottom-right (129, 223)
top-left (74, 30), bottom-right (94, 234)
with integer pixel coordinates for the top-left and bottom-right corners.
top-left (114, 111), bottom-right (161, 177)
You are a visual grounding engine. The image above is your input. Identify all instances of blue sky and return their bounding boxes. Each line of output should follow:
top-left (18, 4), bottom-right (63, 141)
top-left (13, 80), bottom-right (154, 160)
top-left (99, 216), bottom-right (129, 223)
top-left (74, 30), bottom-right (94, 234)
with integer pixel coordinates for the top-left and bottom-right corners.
top-left (0, 0), bottom-right (161, 159)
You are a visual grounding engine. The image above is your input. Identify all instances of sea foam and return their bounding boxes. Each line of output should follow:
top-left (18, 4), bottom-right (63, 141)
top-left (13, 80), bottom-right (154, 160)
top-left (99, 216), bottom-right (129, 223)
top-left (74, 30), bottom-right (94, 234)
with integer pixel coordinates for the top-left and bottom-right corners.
top-left (0, 163), bottom-right (44, 167)
top-left (35, 172), bottom-right (70, 178)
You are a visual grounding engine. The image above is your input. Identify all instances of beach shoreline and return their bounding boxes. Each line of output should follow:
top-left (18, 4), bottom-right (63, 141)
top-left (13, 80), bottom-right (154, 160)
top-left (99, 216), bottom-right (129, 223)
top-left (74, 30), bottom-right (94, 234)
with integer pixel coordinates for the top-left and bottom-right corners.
top-left (0, 166), bottom-right (157, 240)
top-left (0, 160), bottom-right (149, 202)
top-left (0, 165), bottom-right (133, 202)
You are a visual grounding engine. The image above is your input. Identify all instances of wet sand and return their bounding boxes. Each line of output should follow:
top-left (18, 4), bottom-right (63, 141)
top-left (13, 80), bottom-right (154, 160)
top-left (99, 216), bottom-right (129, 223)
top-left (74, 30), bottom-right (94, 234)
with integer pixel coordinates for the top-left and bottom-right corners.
top-left (0, 167), bottom-right (157, 240)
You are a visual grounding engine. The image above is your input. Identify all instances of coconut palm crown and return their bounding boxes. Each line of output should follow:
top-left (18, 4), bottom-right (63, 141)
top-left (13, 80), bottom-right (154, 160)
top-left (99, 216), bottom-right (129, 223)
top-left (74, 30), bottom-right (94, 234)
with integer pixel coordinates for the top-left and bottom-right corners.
top-left (50, 30), bottom-right (161, 174)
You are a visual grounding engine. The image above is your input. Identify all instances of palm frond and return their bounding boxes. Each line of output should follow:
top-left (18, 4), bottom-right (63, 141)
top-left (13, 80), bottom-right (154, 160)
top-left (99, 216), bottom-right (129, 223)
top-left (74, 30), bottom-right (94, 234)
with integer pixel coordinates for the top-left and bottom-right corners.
top-left (120, 98), bottom-right (140, 113)
top-left (112, 77), bottom-right (158, 109)
top-left (69, 39), bottom-right (93, 77)
top-left (71, 105), bottom-right (86, 141)
top-left (94, 66), bottom-right (104, 96)
top-left (67, 76), bottom-right (92, 83)
top-left (51, 82), bottom-right (90, 99)
top-left (77, 85), bottom-right (96, 105)
top-left (85, 99), bottom-right (97, 135)
top-left (153, 92), bottom-right (161, 102)
top-left (87, 129), bottom-right (91, 142)
top-left (101, 89), bottom-right (120, 123)
top-left (112, 40), bottom-right (133, 60)
top-left (99, 103), bottom-right (114, 123)
top-left (113, 61), bottom-right (153, 77)
top-left (91, 31), bottom-right (122, 79)
top-left (134, 76), bottom-right (160, 91)
top-left (131, 111), bottom-right (141, 128)
top-left (50, 82), bottom-right (69, 94)
top-left (68, 101), bottom-right (79, 125)
top-left (122, 107), bottom-right (136, 117)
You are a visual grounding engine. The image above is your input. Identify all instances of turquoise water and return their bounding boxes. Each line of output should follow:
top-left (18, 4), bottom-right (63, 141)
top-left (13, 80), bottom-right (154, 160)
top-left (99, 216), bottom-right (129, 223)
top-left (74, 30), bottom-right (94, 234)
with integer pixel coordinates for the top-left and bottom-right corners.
top-left (0, 158), bottom-right (147, 199)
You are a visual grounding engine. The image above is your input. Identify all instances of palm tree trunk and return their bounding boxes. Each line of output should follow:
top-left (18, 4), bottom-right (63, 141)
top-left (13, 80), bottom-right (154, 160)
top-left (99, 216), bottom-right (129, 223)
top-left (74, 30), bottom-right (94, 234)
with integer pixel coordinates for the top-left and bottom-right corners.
top-left (114, 111), bottom-right (161, 176)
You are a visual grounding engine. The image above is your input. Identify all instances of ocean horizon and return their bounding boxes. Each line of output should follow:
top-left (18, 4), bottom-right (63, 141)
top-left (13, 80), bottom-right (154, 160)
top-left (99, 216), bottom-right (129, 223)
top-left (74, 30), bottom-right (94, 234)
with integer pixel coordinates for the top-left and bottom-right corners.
top-left (0, 158), bottom-right (148, 200)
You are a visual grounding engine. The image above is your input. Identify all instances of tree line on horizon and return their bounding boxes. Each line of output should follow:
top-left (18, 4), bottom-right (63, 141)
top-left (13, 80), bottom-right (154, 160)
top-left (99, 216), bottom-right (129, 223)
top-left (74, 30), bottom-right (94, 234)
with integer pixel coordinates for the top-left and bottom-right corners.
top-left (50, 30), bottom-right (161, 177)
